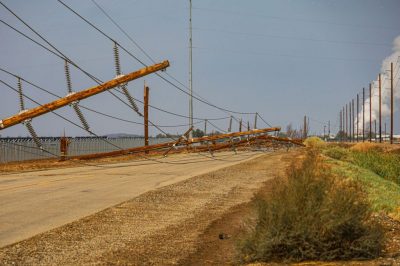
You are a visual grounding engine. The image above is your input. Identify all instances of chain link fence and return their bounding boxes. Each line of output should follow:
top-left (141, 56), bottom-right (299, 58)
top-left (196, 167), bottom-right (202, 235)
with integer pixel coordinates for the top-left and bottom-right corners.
top-left (0, 137), bottom-right (170, 163)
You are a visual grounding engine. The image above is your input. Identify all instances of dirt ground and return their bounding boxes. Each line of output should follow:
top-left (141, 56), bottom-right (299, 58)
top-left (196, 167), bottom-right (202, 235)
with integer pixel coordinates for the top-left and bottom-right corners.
top-left (0, 150), bottom-right (168, 173)
top-left (0, 150), bottom-right (295, 265)
top-left (1, 148), bottom-right (398, 265)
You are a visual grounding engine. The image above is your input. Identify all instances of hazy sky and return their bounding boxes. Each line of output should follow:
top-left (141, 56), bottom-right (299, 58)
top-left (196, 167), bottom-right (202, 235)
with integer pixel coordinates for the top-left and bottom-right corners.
top-left (1, 0), bottom-right (399, 137)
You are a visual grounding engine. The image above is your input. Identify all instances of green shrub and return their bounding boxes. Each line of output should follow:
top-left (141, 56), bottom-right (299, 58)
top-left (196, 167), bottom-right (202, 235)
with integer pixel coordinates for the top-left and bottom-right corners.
top-left (324, 146), bottom-right (349, 160)
top-left (351, 151), bottom-right (400, 185)
top-left (239, 150), bottom-right (383, 263)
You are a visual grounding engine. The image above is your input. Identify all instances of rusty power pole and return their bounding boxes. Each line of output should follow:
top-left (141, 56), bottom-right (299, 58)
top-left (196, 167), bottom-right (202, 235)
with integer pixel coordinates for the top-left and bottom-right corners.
top-left (385, 122), bottom-right (387, 142)
top-left (74, 127), bottom-right (282, 160)
top-left (0, 61), bottom-right (169, 130)
top-left (352, 99), bottom-right (355, 142)
top-left (349, 102), bottom-right (352, 142)
top-left (303, 115), bottom-right (307, 139)
top-left (328, 120), bottom-right (330, 139)
top-left (239, 118), bottom-right (242, 132)
top-left (390, 62), bottom-right (394, 144)
top-left (378, 74), bottom-right (382, 143)
top-left (345, 104), bottom-right (349, 141)
top-left (339, 110), bottom-right (342, 140)
top-left (343, 106), bottom-right (345, 141)
top-left (60, 130), bottom-right (70, 161)
top-left (349, 102), bottom-right (351, 142)
top-left (362, 87), bottom-right (365, 142)
top-left (369, 83), bottom-right (372, 142)
top-left (144, 84), bottom-right (149, 153)
top-left (188, 0), bottom-right (193, 139)
top-left (356, 94), bottom-right (359, 142)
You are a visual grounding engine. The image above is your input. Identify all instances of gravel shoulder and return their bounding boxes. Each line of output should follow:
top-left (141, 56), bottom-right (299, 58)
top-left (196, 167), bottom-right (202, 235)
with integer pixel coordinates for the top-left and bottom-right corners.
top-left (0, 151), bottom-right (265, 247)
top-left (0, 150), bottom-right (296, 265)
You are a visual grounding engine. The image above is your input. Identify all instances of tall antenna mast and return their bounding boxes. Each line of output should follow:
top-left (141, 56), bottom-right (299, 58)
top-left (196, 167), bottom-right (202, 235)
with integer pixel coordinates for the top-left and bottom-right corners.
top-left (189, 0), bottom-right (193, 138)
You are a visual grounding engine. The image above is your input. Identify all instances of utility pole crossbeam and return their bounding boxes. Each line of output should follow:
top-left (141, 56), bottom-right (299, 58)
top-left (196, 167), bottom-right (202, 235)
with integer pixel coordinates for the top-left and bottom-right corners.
top-left (0, 61), bottom-right (170, 130)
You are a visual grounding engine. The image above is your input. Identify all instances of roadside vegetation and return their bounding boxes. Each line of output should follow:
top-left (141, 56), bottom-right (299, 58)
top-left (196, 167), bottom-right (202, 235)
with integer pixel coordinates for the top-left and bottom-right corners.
top-left (323, 143), bottom-right (400, 186)
top-left (322, 142), bottom-right (400, 220)
top-left (239, 148), bottom-right (384, 263)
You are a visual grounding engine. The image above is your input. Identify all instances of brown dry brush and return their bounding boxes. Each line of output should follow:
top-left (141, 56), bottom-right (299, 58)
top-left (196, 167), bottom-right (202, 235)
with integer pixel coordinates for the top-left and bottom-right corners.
top-left (239, 149), bottom-right (384, 263)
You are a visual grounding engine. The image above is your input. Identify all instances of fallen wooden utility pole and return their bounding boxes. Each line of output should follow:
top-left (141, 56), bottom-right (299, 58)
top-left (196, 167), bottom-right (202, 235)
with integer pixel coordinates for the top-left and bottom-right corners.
top-left (256, 135), bottom-right (304, 146)
top-left (193, 134), bottom-right (304, 153)
top-left (0, 61), bottom-right (170, 130)
top-left (163, 126), bottom-right (194, 157)
top-left (186, 127), bottom-right (280, 144)
top-left (70, 127), bottom-right (282, 160)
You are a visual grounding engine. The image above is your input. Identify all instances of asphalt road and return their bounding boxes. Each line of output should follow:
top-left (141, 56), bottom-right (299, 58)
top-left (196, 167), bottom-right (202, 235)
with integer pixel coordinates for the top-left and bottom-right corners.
top-left (0, 151), bottom-right (264, 247)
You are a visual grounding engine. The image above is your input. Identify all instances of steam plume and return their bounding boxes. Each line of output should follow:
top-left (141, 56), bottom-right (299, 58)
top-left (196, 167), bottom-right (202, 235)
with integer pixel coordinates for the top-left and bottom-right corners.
top-left (357, 36), bottom-right (400, 133)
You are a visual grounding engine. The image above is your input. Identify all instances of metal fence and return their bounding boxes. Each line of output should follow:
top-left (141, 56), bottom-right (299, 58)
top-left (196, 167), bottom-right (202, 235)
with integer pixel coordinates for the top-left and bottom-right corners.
top-left (0, 137), bottom-right (170, 163)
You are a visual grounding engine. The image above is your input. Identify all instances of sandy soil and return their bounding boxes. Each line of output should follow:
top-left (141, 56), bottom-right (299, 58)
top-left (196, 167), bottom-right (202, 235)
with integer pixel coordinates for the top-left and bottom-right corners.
top-left (0, 150), bottom-right (295, 265)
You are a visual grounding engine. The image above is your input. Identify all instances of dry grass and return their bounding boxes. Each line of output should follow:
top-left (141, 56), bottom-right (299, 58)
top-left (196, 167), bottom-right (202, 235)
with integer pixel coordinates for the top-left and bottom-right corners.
top-left (239, 149), bottom-right (384, 263)
top-left (303, 137), bottom-right (326, 149)
top-left (350, 143), bottom-right (383, 152)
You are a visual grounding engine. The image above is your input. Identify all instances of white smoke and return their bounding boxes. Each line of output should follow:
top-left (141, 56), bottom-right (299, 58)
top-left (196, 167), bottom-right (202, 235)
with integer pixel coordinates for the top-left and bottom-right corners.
top-left (357, 35), bottom-right (400, 133)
